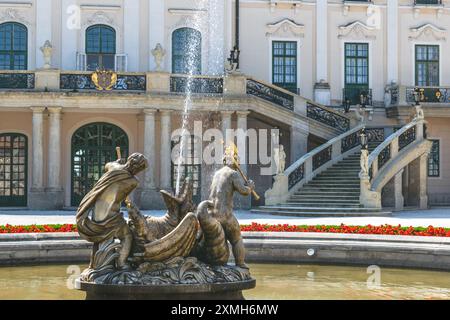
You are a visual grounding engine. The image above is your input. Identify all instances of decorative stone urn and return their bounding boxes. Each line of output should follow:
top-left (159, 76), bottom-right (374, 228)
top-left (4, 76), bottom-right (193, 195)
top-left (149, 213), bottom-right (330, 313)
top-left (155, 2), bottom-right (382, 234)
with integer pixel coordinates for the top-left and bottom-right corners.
top-left (40, 40), bottom-right (53, 69)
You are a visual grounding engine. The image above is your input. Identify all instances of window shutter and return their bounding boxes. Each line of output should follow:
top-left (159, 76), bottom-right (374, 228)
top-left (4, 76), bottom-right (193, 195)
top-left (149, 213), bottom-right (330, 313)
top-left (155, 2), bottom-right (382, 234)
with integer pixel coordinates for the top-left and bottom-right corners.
top-left (115, 54), bottom-right (128, 72)
top-left (76, 52), bottom-right (87, 71)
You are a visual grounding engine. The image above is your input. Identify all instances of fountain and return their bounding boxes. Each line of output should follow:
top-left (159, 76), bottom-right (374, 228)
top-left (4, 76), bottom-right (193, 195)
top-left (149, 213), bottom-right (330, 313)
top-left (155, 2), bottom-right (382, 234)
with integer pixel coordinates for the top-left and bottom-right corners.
top-left (74, 147), bottom-right (256, 300)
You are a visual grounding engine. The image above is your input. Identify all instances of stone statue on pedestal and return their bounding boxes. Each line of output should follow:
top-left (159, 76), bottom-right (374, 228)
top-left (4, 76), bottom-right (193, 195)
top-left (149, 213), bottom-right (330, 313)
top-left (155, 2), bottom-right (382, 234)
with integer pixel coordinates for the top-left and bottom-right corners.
top-left (274, 145), bottom-right (286, 175)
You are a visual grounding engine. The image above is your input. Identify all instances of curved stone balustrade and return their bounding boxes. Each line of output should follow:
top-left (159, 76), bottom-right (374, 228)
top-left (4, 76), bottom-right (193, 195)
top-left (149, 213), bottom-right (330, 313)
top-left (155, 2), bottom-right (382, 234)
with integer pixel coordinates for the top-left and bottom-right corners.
top-left (361, 118), bottom-right (432, 209)
top-left (265, 124), bottom-right (364, 205)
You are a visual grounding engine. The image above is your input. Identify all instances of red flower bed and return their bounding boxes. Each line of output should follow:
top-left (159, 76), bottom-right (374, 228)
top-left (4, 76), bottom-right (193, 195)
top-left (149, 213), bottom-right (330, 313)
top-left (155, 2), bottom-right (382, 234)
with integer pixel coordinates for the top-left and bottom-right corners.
top-left (0, 224), bottom-right (77, 234)
top-left (240, 223), bottom-right (450, 237)
top-left (0, 223), bottom-right (449, 237)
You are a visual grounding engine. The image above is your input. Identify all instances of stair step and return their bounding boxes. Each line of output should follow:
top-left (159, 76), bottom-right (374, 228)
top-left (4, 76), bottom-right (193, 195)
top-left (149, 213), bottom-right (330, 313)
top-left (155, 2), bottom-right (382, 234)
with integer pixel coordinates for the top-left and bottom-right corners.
top-left (257, 206), bottom-right (384, 212)
top-left (251, 209), bottom-right (392, 217)
top-left (306, 184), bottom-right (360, 188)
top-left (289, 196), bottom-right (360, 201)
top-left (285, 203), bottom-right (361, 208)
top-left (293, 192), bottom-right (360, 197)
top-left (313, 177), bottom-right (360, 182)
top-left (299, 188), bottom-right (360, 192)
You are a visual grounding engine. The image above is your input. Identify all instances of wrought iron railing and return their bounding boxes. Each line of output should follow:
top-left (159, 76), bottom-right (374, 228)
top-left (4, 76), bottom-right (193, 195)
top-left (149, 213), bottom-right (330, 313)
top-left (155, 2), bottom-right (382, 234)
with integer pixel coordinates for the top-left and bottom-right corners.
top-left (342, 87), bottom-right (373, 106)
top-left (377, 145), bottom-right (391, 170)
top-left (341, 130), bottom-right (361, 153)
top-left (307, 103), bottom-right (350, 132)
top-left (288, 163), bottom-right (305, 190)
top-left (60, 73), bottom-right (146, 91)
top-left (0, 72), bottom-right (35, 89)
top-left (341, 127), bottom-right (384, 153)
top-left (406, 87), bottom-right (450, 103)
top-left (414, 0), bottom-right (442, 5)
top-left (368, 119), bottom-right (425, 182)
top-left (366, 128), bottom-right (385, 143)
top-left (170, 75), bottom-right (223, 94)
top-left (313, 146), bottom-right (332, 171)
top-left (246, 79), bottom-right (294, 111)
top-left (399, 126), bottom-right (416, 151)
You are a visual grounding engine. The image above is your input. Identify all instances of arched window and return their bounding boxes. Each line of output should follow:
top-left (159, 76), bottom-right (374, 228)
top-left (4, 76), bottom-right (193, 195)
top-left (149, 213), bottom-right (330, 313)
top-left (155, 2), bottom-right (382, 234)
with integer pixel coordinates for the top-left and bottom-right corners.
top-left (172, 28), bottom-right (201, 75)
top-left (86, 25), bottom-right (116, 71)
top-left (71, 123), bottom-right (128, 206)
top-left (0, 22), bottom-right (27, 70)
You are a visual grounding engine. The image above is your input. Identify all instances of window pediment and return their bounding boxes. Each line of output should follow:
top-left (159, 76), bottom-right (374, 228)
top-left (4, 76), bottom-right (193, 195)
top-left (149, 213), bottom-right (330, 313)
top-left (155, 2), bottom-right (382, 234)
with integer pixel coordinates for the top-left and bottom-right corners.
top-left (338, 21), bottom-right (376, 40)
top-left (266, 19), bottom-right (304, 38)
top-left (409, 23), bottom-right (446, 42)
top-left (0, 8), bottom-right (28, 25)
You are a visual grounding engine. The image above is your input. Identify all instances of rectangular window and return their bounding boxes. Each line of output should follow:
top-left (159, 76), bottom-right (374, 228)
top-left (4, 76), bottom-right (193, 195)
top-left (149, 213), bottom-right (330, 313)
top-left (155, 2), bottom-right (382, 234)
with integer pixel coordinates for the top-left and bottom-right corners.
top-left (344, 43), bottom-right (369, 104)
top-left (272, 41), bottom-right (297, 94)
top-left (428, 140), bottom-right (440, 177)
top-left (416, 45), bottom-right (439, 87)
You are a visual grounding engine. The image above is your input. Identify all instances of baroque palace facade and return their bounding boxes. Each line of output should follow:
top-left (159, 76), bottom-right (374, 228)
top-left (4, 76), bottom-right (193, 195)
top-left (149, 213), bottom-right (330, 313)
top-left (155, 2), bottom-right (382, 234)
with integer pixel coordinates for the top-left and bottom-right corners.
top-left (0, 0), bottom-right (448, 211)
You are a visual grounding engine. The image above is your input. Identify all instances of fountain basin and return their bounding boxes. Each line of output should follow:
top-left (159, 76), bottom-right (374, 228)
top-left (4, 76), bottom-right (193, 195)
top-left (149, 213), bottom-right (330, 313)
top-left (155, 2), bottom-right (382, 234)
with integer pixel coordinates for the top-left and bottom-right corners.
top-left (75, 279), bottom-right (256, 300)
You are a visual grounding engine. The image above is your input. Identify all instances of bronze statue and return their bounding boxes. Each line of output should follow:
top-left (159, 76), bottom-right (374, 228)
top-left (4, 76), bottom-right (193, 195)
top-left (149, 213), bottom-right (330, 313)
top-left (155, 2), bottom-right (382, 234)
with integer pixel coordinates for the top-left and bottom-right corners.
top-left (76, 153), bottom-right (148, 269)
top-left (77, 145), bottom-right (255, 291)
top-left (195, 146), bottom-right (255, 268)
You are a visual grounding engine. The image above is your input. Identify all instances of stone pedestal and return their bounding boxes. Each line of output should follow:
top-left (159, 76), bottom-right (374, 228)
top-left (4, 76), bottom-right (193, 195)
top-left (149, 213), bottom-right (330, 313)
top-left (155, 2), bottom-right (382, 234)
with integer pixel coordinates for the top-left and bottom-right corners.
top-left (146, 72), bottom-right (170, 93)
top-left (77, 279), bottom-right (256, 300)
top-left (35, 69), bottom-right (60, 91)
top-left (264, 174), bottom-right (288, 205)
top-left (360, 174), bottom-right (382, 209)
top-left (314, 82), bottom-right (331, 106)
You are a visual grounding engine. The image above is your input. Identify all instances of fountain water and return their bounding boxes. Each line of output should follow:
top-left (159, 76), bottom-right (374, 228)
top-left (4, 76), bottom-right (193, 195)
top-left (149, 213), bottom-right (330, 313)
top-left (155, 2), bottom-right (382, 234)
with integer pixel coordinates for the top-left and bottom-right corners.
top-left (175, 0), bottom-right (208, 195)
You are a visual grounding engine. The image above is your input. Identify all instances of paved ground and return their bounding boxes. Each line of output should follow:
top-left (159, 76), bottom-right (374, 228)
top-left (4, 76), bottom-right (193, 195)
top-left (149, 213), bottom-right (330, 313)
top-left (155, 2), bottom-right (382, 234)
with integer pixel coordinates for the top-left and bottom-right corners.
top-left (0, 207), bottom-right (450, 227)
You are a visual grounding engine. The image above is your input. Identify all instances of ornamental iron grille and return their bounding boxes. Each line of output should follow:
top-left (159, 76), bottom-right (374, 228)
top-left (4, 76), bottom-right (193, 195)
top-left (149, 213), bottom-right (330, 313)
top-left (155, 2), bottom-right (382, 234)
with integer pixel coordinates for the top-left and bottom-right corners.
top-left (170, 76), bottom-right (223, 94)
top-left (0, 22), bottom-right (27, 70)
top-left (246, 79), bottom-right (294, 111)
top-left (428, 140), bottom-right (440, 177)
top-left (341, 130), bottom-right (361, 153)
top-left (71, 123), bottom-right (129, 206)
top-left (86, 25), bottom-right (116, 71)
top-left (313, 146), bottom-right (332, 171)
top-left (378, 145), bottom-right (391, 170)
top-left (60, 73), bottom-right (146, 91)
top-left (171, 135), bottom-right (202, 204)
top-left (406, 87), bottom-right (450, 103)
top-left (306, 103), bottom-right (350, 132)
top-left (0, 133), bottom-right (27, 207)
top-left (399, 126), bottom-right (416, 151)
top-left (288, 163), bottom-right (305, 190)
top-left (366, 128), bottom-right (385, 143)
top-left (172, 27), bottom-right (202, 75)
top-left (0, 73), bottom-right (34, 89)
top-left (415, 0), bottom-right (442, 4)
top-left (272, 41), bottom-right (298, 94)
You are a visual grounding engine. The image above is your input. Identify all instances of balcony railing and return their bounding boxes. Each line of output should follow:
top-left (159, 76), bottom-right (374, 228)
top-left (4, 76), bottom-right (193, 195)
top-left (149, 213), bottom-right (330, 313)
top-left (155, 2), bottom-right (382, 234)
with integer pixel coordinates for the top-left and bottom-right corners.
top-left (342, 87), bottom-right (373, 106)
top-left (414, 0), bottom-right (442, 5)
top-left (406, 87), bottom-right (450, 104)
top-left (170, 75), bottom-right (223, 94)
top-left (59, 72), bottom-right (146, 91)
top-left (0, 71), bottom-right (35, 90)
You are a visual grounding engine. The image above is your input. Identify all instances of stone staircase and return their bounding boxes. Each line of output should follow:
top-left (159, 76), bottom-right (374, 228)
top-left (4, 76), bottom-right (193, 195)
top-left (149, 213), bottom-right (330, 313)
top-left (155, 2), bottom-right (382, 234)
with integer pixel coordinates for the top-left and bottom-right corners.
top-left (253, 143), bottom-right (392, 217)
